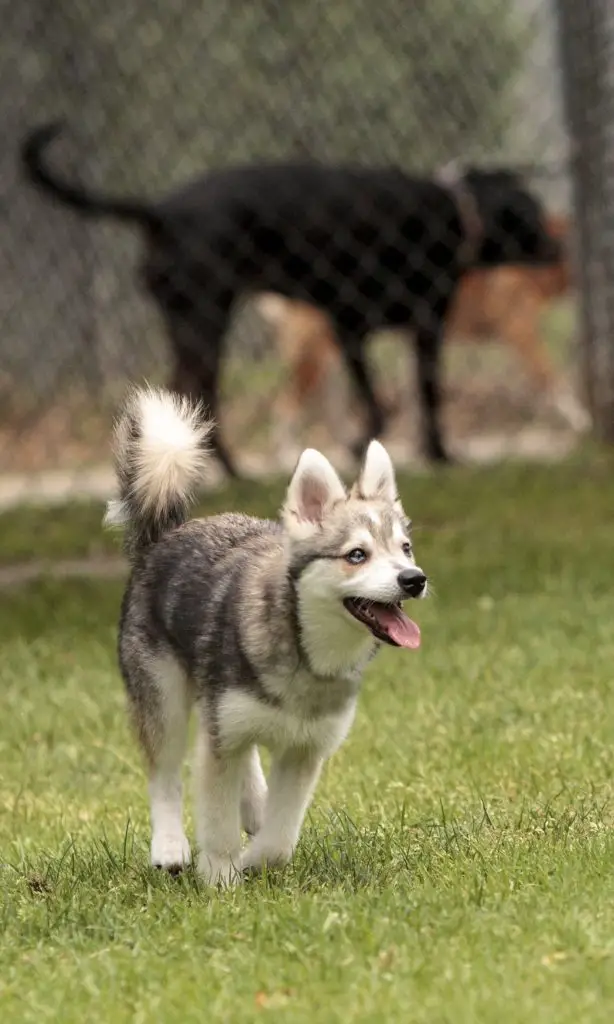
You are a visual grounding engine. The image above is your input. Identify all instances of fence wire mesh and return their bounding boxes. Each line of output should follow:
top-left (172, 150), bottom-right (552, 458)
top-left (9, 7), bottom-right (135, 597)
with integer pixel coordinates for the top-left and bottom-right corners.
top-left (0, 0), bottom-right (598, 502)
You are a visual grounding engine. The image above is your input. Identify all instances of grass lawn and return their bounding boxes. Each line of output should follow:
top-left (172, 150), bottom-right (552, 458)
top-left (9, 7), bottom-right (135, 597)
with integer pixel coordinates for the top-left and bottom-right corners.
top-left (1, 454), bottom-right (614, 1022)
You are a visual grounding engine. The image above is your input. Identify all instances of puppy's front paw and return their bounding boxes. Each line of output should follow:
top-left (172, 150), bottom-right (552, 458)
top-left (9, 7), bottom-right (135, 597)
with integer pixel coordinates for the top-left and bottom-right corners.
top-left (197, 851), bottom-right (242, 887)
top-left (240, 841), bottom-right (293, 877)
top-left (151, 832), bottom-right (191, 874)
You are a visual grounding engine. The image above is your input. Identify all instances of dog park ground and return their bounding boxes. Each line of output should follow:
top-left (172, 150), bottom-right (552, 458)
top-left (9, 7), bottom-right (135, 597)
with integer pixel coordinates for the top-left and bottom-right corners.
top-left (1, 452), bottom-right (613, 1022)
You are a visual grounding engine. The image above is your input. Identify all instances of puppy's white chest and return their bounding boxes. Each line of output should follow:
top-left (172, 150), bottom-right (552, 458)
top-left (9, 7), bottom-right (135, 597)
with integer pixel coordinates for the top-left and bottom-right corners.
top-left (217, 687), bottom-right (356, 757)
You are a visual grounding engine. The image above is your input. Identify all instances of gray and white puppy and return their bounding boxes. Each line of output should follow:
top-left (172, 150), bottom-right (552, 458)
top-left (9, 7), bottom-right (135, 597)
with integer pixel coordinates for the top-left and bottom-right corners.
top-left (106, 387), bottom-right (427, 884)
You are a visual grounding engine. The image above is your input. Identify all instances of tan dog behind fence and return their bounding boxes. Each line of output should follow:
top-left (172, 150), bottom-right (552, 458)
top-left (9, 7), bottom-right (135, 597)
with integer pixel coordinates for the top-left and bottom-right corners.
top-left (256, 213), bottom-right (589, 460)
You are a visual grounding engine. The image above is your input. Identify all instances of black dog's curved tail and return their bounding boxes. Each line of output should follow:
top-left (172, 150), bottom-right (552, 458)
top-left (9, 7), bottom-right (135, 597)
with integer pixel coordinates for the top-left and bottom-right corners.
top-left (20, 121), bottom-right (159, 230)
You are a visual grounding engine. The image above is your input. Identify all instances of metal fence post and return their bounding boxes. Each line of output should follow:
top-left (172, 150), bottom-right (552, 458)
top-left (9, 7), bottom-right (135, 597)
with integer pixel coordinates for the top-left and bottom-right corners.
top-left (555, 0), bottom-right (614, 440)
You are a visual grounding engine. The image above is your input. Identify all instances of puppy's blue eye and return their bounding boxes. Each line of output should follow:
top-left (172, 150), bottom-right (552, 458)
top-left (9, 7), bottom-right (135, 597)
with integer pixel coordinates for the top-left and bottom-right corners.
top-left (402, 542), bottom-right (412, 558)
top-left (346, 548), bottom-right (367, 565)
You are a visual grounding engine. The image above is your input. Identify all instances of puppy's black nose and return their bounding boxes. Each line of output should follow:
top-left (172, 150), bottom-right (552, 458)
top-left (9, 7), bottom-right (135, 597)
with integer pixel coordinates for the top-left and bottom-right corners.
top-left (397, 568), bottom-right (427, 597)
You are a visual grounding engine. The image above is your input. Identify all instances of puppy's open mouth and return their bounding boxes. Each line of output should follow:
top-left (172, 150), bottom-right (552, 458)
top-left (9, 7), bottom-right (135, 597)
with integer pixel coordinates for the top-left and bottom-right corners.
top-left (343, 598), bottom-right (421, 649)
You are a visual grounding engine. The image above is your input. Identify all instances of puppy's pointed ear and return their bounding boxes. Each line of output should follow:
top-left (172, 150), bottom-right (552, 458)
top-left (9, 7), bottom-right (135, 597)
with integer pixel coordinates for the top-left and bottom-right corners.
top-left (283, 448), bottom-right (346, 538)
top-left (352, 440), bottom-right (398, 503)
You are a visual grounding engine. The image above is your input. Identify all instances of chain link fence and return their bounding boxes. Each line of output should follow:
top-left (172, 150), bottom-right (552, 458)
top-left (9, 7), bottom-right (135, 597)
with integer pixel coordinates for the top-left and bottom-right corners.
top-left (0, 0), bottom-right (605, 502)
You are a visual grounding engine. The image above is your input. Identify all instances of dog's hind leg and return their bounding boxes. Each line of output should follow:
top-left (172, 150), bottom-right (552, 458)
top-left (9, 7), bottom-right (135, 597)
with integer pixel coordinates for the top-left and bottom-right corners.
top-left (414, 325), bottom-right (449, 463)
top-left (241, 745), bottom-right (268, 837)
top-left (500, 286), bottom-right (557, 394)
top-left (273, 308), bottom-right (342, 463)
top-left (170, 342), bottom-right (239, 479)
top-left (343, 340), bottom-right (387, 459)
top-left (499, 293), bottom-right (591, 433)
top-left (123, 651), bottom-right (193, 872)
top-left (159, 286), bottom-right (240, 478)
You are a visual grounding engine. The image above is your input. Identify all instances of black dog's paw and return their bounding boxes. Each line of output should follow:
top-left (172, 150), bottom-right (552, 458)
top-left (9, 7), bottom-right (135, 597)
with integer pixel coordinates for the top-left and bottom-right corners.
top-left (428, 446), bottom-right (454, 465)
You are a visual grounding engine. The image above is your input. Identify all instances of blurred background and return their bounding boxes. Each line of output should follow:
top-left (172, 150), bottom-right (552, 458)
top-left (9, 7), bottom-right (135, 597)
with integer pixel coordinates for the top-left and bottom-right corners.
top-left (0, 0), bottom-right (613, 504)
top-left (3, 9), bottom-right (614, 1010)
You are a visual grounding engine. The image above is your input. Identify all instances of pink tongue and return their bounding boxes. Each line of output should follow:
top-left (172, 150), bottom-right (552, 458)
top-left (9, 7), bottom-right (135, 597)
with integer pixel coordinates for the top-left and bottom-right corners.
top-left (374, 604), bottom-right (421, 649)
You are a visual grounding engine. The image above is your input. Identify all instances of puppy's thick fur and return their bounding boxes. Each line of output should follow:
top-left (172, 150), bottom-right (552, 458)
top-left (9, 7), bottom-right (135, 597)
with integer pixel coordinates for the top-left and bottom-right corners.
top-left (107, 387), bottom-right (426, 884)
top-left (22, 122), bottom-right (560, 474)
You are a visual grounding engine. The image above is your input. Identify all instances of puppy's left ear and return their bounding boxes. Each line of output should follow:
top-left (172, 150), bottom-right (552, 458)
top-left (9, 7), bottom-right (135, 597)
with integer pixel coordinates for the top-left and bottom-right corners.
top-left (352, 440), bottom-right (398, 503)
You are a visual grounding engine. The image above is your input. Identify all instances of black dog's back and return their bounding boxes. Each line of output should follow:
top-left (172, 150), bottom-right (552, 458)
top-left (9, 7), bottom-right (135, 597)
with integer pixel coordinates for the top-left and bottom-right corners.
top-left (155, 162), bottom-right (461, 331)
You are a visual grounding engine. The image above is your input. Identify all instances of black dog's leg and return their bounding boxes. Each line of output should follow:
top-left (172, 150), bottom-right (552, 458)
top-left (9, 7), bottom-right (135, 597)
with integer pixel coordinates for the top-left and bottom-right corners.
top-left (170, 345), bottom-right (239, 480)
top-left (162, 295), bottom-right (241, 480)
top-left (342, 342), bottom-right (387, 460)
top-left (196, 379), bottom-right (239, 481)
top-left (414, 326), bottom-right (449, 463)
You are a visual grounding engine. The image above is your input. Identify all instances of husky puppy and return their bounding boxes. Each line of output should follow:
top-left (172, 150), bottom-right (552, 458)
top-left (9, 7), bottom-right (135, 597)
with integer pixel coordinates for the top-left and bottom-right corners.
top-left (106, 387), bottom-right (427, 884)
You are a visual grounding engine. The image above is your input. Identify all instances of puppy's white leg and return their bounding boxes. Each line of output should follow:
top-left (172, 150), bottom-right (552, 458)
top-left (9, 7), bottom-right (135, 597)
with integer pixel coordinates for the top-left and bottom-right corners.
top-left (549, 384), bottom-right (592, 433)
top-left (240, 749), bottom-right (323, 873)
top-left (241, 745), bottom-right (268, 836)
top-left (193, 728), bottom-right (247, 886)
top-left (147, 660), bottom-right (192, 872)
top-left (150, 775), bottom-right (191, 872)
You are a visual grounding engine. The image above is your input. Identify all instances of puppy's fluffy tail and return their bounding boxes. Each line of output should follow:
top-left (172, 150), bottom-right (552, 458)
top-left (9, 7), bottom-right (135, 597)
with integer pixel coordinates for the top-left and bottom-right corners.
top-left (104, 387), bottom-right (213, 559)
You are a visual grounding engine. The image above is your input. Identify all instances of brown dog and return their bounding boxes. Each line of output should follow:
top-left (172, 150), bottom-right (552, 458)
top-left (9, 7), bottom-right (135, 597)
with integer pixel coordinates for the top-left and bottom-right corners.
top-left (256, 213), bottom-right (589, 459)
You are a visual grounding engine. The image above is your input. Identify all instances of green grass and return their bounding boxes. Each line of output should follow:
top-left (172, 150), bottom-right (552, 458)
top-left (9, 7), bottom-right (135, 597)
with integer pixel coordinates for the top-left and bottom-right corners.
top-left (2, 455), bottom-right (614, 1022)
top-left (0, 479), bottom-right (285, 567)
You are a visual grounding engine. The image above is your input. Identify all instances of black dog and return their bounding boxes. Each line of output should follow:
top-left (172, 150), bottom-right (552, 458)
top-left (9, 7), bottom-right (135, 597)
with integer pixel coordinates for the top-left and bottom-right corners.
top-left (21, 122), bottom-right (560, 476)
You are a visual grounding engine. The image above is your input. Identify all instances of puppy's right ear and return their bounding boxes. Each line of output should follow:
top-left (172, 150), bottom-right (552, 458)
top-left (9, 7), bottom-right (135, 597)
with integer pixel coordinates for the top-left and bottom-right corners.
top-left (282, 448), bottom-right (346, 539)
